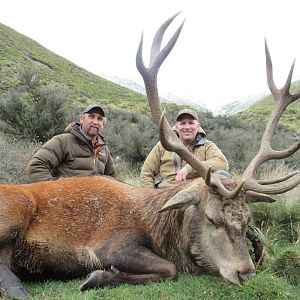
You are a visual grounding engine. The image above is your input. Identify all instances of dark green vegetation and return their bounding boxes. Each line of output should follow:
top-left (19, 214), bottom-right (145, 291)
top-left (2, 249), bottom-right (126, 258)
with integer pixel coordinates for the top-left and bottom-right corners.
top-left (0, 22), bottom-right (299, 300)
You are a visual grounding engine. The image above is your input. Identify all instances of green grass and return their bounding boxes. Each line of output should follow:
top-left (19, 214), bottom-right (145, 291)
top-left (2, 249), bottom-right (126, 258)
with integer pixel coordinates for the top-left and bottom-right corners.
top-left (14, 272), bottom-right (298, 300)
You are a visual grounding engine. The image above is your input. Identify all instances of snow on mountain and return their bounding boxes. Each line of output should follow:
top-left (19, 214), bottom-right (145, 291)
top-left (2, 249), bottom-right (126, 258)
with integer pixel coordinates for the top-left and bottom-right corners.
top-left (215, 93), bottom-right (267, 116)
top-left (100, 73), bottom-right (267, 116)
top-left (99, 73), bottom-right (210, 113)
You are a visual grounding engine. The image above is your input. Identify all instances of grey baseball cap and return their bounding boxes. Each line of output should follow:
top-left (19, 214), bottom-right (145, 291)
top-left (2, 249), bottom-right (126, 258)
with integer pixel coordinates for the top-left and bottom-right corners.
top-left (176, 108), bottom-right (198, 121)
top-left (82, 104), bottom-right (105, 117)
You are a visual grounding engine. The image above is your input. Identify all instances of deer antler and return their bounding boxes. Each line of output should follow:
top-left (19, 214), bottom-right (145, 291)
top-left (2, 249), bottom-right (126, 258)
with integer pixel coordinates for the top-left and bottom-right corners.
top-left (136, 13), bottom-right (243, 199)
top-left (136, 12), bottom-right (184, 125)
top-left (242, 40), bottom-right (300, 196)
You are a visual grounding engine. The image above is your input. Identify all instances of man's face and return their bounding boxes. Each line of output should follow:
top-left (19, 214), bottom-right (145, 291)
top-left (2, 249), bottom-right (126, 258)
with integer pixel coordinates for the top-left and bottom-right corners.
top-left (80, 112), bottom-right (104, 138)
top-left (175, 115), bottom-right (199, 145)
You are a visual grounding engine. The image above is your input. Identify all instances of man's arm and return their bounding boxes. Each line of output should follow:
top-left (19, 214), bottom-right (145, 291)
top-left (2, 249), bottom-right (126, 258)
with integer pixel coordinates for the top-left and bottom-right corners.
top-left (185, 141), bottom-right (229, 175)
top-left (203, 141), bottom-right (229, 171)
top-left (28, 137), bottom-right (64, 183)
top-left (140, 142), bottom-right (162, 188)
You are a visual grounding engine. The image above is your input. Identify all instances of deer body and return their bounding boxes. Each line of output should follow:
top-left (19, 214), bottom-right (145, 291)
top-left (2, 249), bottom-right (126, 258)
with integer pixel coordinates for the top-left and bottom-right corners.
top-left (2, 177), bottom-right (148, 277)
top-left (0, 175), bottom-right (255, 298)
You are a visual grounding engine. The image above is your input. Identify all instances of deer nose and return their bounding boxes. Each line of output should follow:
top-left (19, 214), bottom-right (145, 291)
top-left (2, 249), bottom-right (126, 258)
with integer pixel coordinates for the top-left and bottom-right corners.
top-left (238, 270), bottom-right (256, 283)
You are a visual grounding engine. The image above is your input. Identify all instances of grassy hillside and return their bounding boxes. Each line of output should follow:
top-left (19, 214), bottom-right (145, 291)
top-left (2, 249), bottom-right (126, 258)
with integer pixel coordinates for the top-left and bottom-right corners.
top-left (237, 81), bottom-right (300, 132)
top-left (0, 23), bottom-right (174, 113)
top-left (1, 22), bottom-right (299, 130)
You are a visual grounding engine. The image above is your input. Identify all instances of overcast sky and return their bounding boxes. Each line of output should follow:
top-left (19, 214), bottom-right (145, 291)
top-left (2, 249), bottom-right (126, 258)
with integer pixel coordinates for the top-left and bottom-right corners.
top-left (1, 0), bottom-right (300, 110)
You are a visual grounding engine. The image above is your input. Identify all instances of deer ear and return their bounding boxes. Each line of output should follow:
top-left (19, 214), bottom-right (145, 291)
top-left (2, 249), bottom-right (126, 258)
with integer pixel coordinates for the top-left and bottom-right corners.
top-left (158, 184), bottom-right (203, 213)
top-left (245, 191), bottom-right (276, 203)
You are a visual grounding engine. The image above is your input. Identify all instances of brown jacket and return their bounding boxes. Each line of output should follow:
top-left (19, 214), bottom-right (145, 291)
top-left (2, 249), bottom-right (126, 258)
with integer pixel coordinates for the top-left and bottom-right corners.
top-left (28, 123), bottom-right (116, 182)
top-left (140, 129), bottom-right (229, 188)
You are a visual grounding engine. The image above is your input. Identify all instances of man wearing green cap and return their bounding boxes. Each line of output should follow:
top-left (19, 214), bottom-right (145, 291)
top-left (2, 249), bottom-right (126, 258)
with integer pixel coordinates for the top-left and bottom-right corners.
top-left (140, 108), bottom-right (229, 188)
top-left (28, 104), bottom-right (116, 182)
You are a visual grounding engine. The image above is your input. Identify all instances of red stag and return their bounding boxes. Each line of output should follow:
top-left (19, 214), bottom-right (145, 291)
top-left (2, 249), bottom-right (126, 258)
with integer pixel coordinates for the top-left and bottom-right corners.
top-left (0, 13), bottom-right (299, 299)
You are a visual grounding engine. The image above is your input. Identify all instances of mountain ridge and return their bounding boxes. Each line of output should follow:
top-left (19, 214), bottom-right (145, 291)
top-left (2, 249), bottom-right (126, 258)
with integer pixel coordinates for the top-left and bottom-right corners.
top-left (99, 73), bottom-right (211, 113)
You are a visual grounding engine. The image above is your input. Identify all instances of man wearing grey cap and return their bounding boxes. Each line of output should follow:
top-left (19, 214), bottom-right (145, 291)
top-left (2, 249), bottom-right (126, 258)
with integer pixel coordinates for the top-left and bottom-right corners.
top-left (28, 104), bottom-right (116, 182)
top-left (140, 108), bottom-right (229, 188)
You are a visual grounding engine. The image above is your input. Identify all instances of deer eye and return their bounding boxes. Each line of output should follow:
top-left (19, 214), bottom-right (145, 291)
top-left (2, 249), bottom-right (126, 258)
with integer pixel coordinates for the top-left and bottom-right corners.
top-left (247, 215), bottom-right (252, 225)
top-left (206, 215), bottom-right (217, 226)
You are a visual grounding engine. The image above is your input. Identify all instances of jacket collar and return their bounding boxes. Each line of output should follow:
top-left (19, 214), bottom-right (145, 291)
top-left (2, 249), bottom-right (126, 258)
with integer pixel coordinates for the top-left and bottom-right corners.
top-left (190, 132), bottom-right (207, 146)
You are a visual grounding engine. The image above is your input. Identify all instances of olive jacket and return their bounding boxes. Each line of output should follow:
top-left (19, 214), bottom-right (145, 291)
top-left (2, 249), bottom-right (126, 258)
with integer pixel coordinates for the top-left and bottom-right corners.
top-left (140, 129), bottom-right (229, 188)
top-left (28, 123), bottom-right (116, 183)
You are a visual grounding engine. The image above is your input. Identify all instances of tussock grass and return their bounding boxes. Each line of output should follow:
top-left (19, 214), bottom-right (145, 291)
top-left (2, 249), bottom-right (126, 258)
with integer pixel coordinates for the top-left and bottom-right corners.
top-left (114, 159), bottom-right (142, 186)
top-left (0, 138), bottom-right (40, 183)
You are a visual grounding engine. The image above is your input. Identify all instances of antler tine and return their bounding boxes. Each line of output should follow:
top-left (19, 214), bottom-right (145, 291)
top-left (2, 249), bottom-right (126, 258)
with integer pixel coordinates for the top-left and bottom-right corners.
top-left (266, 39), bottom-right (300, 104)
top-left (136, 13), bottom-right (184, 126)
top-left (244, 175), bottom-right (300, 194)
top-left (264, 40), bottom-right (297, 144)
top-left (265, 38), bottom-right (278, 97)
top-left (150, 12), bottom-right (182, 68)
top-left (205, 166), bottom-right (212, 185)
top-left (258, 170), bottom-right (299, 185)
top-left (242, 40), bottom-right (300, 194)
top-left (212, 178), bottom-right (245, 199)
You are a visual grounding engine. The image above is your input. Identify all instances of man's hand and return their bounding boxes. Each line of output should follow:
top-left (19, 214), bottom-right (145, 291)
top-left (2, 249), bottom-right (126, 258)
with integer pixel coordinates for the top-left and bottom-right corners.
top-left (175, 166), bottom-right (188, 183)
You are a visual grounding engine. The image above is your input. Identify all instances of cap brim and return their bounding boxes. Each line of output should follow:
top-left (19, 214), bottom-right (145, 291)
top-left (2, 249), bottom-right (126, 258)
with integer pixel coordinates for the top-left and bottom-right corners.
top-left (83, 106), bottom-right (105, 117)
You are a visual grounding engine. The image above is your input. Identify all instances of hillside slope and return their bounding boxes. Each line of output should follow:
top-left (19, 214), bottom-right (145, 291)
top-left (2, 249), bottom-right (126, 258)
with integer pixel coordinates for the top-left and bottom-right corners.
top-left (1, 22), bottom-right (299, 132)
top-left (0, 23), bottom-right (152, 112)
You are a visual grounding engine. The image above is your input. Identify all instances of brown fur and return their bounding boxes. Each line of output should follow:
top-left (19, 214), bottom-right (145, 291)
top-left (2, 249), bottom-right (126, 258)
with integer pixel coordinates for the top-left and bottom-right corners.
top-left (0, 174), bottom-right (255, 298)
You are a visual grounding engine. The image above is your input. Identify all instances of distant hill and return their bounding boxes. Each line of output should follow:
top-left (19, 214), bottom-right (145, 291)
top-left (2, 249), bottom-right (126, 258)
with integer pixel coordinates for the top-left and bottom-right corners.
top-left (216, 93), bottom-right (266, 116)
top-left (236, 80), bottom-right (300, 132)
top-left (99, 73), bottom-right (210, 113)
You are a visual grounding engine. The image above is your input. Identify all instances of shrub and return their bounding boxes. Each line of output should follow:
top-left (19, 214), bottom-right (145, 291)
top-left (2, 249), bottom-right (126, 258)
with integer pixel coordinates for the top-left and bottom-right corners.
top-left (102, 108), bottom-right (158, 163)
top-left (0, 69), bottom-right (72, 142)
